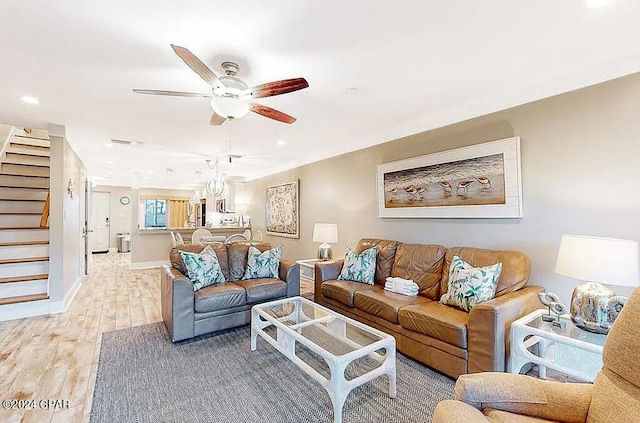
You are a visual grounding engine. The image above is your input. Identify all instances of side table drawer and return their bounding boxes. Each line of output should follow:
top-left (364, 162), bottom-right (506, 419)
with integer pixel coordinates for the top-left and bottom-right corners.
top-left (300, 264), bottom-right (314, 280)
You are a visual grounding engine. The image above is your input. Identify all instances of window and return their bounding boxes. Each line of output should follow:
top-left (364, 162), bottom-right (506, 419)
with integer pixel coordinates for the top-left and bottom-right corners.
top-left (144, 199), bottom-right (167, 228)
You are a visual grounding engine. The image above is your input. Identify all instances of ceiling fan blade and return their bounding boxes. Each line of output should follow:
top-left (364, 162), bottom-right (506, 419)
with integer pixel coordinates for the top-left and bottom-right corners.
top-left (249, 103), bottom-right (296, 124)
top-left (133, 89), bottom-right (213, 98)
top-left (242, 78), bottom-right (308, 99)
top-left (210, 112), bottom-right (226, 126)
top-left (170, 44), bottom-right (224, 92)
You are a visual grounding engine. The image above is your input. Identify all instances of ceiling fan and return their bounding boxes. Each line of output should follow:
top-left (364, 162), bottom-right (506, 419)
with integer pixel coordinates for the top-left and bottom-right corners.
top-left (133, 44), bottom-right (309, 125)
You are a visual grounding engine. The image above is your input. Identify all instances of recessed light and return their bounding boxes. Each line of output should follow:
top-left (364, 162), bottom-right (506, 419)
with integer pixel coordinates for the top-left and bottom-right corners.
top-left (586, 0), bottom-right (613, 8)
top-left (106, 160), bottom-right (114, 164)
top-left (277, 140), bottom-right (286, 146)
top-left (104, 142), bottom-right (114, 148)
top-left (147, 170), bottom-right (154, 174)
top-left (108, 171), bottom-right (114, 175)
top-left (345, 88), bottom-right (359, 96)
top-left (20, 95), bottom-right (40, 105)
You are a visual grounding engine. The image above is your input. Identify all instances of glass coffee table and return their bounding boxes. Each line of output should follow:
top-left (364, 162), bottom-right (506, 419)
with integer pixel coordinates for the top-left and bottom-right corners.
top-left (251, 296), bottom-right (396, 423)
top-left (509, 309), bottom-right (606, 382)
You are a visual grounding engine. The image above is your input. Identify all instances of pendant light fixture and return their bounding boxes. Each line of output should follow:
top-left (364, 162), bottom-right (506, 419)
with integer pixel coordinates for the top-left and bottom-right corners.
top-left (205, 158), bottom-right (226, 197)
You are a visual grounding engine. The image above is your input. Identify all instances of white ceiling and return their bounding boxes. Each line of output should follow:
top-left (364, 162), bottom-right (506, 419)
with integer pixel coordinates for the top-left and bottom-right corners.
top-left (1, 0), bottom-right (640, 189)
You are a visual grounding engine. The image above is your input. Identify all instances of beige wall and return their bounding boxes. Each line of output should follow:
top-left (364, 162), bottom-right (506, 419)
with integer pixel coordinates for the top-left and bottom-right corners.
top-left (49, 135), bottom-right (87, 303)
top-left (130, 187), bottom-right (193, 266)
top-left (246, 72), bottom-right (640, 305)
top-left (92, 185), bottom-right (133, 249)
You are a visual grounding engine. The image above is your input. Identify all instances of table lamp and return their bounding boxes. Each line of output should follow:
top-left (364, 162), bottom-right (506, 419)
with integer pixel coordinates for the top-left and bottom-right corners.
top-left (554, 234), bottom-right (640, 334)
top-left (313, 223), bottom-right (338, 261)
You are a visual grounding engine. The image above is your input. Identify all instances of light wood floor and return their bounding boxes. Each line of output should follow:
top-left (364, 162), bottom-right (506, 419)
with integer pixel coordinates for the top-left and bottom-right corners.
top-left (0, 253), bottom-right (161, 423)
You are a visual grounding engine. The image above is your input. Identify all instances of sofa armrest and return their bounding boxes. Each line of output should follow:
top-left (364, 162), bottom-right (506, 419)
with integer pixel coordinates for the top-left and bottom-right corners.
top-left (161, 265), bottom-right (195, 342)
top-left (314, 260), bottom-right (344, 302)
top-left (467, 285), bottom-right (544, 373)
top-left (454, 372), bottom-right (592, 423)
top-left (279, 260), bottom-right (300, 297)
top-left (432, 400), bottom-right (489, 423)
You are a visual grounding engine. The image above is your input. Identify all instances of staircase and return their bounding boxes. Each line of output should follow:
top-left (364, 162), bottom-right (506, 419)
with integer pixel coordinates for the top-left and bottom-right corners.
top-left (0, 128), bottom-right (50, 318)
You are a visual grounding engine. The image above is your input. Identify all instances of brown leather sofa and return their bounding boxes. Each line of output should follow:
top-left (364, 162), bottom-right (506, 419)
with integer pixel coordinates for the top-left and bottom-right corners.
top-left (162, 240), bottom-right (300, 342)
top-left (314, 238), bottom-right (543, 378)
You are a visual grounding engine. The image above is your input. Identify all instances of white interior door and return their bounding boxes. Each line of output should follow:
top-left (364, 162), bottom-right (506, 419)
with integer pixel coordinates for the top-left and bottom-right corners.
top-left (91, 192), bottom-right (110, 253)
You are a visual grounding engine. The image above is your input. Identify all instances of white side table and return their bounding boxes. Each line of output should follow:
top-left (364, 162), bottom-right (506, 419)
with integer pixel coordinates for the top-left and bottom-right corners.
top-left (509, 309), bottom-right (606, 382)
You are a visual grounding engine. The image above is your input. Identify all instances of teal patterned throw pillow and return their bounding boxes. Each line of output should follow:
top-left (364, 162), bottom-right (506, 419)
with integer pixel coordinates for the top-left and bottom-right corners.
top-left (242, 245), bottom-right (283, 279)
top-left (440, 255), bottom-right (502, 312)
top-left (179, 245), bottom-right (225, 291)
top-left (337, 246), bottom-right (377, 285)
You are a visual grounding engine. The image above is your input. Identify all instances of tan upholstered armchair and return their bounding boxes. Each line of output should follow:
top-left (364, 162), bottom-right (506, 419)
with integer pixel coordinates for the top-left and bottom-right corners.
top-left (432, 288), bottom-right (640, 423)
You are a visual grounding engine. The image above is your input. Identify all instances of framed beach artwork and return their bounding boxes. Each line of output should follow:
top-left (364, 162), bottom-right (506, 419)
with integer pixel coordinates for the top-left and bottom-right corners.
top-left (266, 180), bottom-right (300, 238)
top-left (376, 137), bottom-right (523, 218)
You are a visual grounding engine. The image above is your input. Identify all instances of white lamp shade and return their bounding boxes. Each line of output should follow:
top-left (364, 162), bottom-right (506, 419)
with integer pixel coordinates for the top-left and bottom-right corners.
top-left (554, 234), bottom-right (640, 287)
top-left (313, 223), bottom-right (338, 243)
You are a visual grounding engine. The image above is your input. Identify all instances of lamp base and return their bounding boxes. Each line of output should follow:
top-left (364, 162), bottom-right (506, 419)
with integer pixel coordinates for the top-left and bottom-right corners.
top-left (317, 242), bottom-right (333, 261)
top-left (570, 282), bottom-right (627, 334)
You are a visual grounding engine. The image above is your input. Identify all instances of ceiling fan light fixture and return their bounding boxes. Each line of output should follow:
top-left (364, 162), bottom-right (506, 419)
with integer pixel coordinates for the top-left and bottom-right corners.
top-left (210, 96), bottom-right (250, 119)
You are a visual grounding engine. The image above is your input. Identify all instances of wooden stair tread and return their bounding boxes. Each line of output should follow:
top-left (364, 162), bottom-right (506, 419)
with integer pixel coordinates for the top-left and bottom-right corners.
top-left (0, 293), bottom-right (49, 306)
top-left (14, 134), bottom-right (50, 141)
top-left (0, 241), bottom-right (49, 247)
top-left (0, 172), bottom-right (49, 179)
top-left (0, 185), bottom-right (49, 190)
top-left (0, 198), bottom-right (46, 202)
top-left (0, 162), bottom-right (50, 168)
top-left (9, 141), bottom-right (50, 150)
top-left (0, 212), bottom-right (42, 215)
top-left (0, 274), bottom-right (48, 284)
top-left (0, 227), bottom-right (49, 231)
top-left (0, 256), bottom-right (49, 265)
top-left (5, 151), bottom-right (50, 159)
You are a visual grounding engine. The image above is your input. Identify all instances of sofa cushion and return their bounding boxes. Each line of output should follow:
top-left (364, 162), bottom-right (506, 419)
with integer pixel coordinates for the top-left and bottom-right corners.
top-left (392, 243), bottom-right (446, 300)
top-left (321, 280), bottom-right (377, 307)
top-left (441, 247), bottom-right (530, 298)
top-left (170, 242), bottom-right (229, 280)
top-left (440, 256), bottom-right (502, 312)
top-left (179, 245), bottom-right (226, 291)
top-left (227, 241), bottom-right (272, 281)
top-left (398, 301), bottom-right (469, 348)
top-left (194, 282), bottom-right (246, 313)
top-left (242, 245), bottom-right (283, 279)
top-left (356, 239), bottom-right (400, 286)
top-left (338, 246), bottom-right (377, 285)
top-left (353, 286), bottom-right (430, 324)
top-left (233, 278), bottom-right (287, 304)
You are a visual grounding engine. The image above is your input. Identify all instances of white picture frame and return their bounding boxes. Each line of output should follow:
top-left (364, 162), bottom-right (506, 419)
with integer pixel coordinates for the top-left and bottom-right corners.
top-left (376, 137), bottom-right (523, 218)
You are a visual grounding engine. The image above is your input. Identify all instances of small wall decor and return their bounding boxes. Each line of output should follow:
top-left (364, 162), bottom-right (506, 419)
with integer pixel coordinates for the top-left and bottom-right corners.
top-left (120, 196), bottom-right (130, 205)
top-left (376, 137), bottom-right (523, 218)
top-left (266, 180), bottom-right (299, 238)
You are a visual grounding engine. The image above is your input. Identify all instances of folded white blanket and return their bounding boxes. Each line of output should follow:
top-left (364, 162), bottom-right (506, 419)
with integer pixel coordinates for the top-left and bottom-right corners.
top-left (384, 277), bottom-right (419, 296)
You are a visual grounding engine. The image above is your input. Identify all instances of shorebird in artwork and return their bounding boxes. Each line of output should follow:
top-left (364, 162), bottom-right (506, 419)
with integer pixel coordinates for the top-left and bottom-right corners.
top-left (477, 177), bottom-right (491, 188)
top-left (404, 185), bottom-right (416, 192)
top-left (439, 181), bottom-right (453, 192)
top-left (416, 186), bottom-right (427, 198)
top-left (456, 180), bottom-right (474, 195)
top-left (389, 187), bottom-right (399, 194)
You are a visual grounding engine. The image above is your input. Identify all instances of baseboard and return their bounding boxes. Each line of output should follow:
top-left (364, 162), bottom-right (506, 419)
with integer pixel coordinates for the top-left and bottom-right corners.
top-left (0, 299), bottom-right (50, 322)
top-left (129, 260), bottom-right (170, 269)
top-left (108, 247), bottom-right (117, 253)
top-left (49, 276), bottom-right (83, 314)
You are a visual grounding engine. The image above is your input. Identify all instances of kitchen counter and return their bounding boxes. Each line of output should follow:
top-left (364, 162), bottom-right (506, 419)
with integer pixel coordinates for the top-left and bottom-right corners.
top-left (137, 226), bottom-right (250, 242)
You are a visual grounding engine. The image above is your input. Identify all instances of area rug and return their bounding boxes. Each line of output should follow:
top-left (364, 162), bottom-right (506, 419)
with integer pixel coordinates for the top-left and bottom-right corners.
top-left (90, 323), bottom-right (454, 423)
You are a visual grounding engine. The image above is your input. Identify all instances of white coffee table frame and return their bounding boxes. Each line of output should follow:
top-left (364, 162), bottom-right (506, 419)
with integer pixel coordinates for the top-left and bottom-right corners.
top-left (509, 308), bottom-right (605, 382)
top-left (251, 296), bottom-right (396, 423)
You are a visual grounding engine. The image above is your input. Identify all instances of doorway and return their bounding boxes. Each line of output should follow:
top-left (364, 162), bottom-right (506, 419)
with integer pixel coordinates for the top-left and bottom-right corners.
top-left (91, 191), bottom-right (110, 253)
